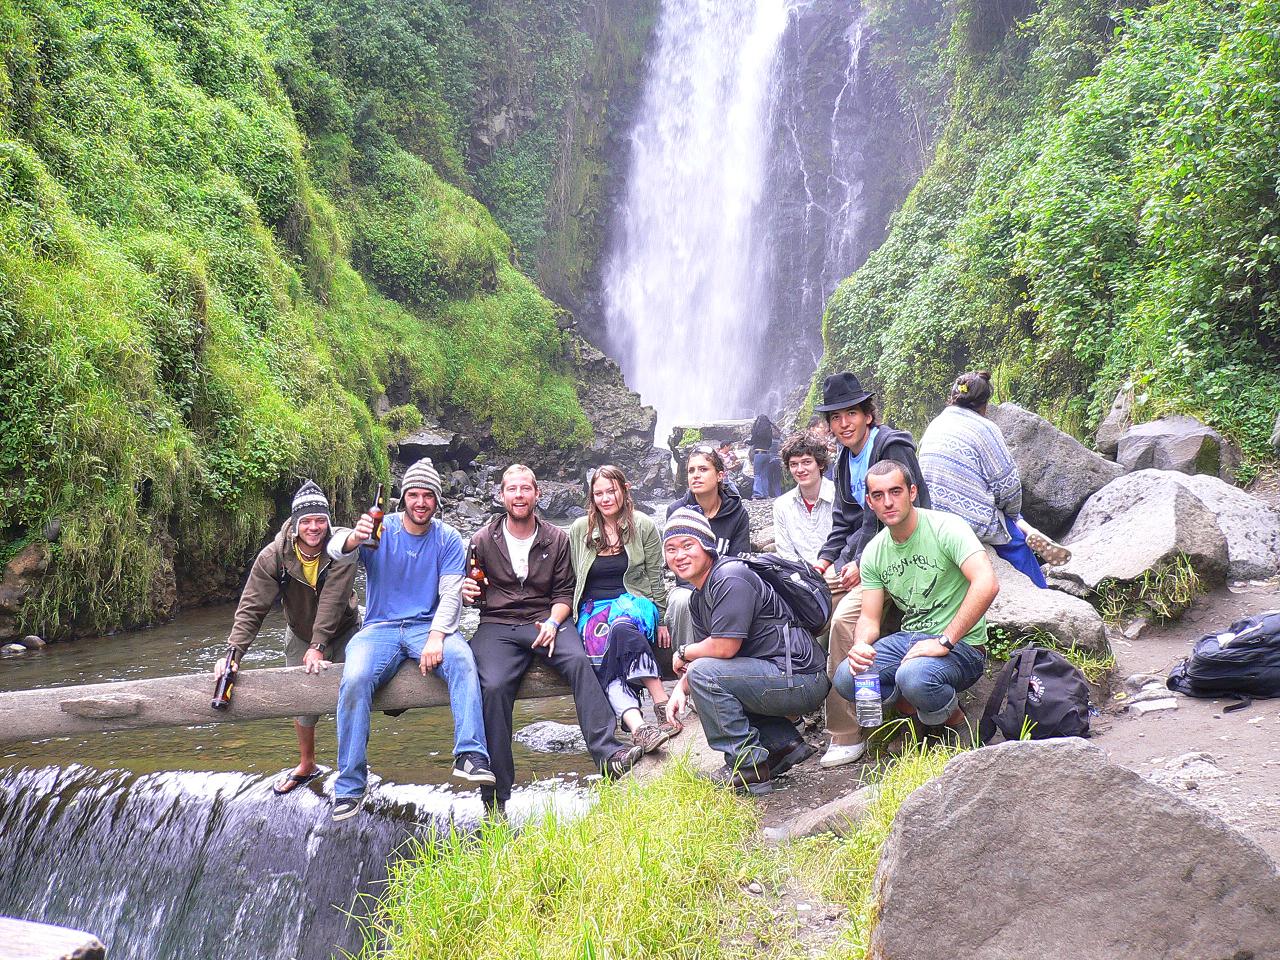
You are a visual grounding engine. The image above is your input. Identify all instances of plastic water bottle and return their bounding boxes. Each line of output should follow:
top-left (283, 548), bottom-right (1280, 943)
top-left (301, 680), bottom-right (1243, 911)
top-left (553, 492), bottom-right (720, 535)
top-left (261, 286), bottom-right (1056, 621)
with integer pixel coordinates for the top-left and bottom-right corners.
top-left (853, 669), bottom-right (883, 728)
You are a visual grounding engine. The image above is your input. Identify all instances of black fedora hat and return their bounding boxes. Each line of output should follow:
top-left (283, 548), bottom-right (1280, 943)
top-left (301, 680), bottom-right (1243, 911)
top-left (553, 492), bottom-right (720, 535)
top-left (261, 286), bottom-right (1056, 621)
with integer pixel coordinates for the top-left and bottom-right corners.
top-left (815, 371), bottom-right (874, 413)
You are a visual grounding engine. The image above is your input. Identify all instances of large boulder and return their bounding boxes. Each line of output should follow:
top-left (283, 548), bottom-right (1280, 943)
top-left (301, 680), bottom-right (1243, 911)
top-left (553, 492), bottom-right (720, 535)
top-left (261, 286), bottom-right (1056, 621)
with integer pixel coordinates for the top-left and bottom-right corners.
top-left (1062, 469), bottom-right (1277, 582)
top-left (1116, 414), bottom-right (1239, 480)
top-left (395, 422), bottom-right (478, 469)
top-left (536, 480), bottom-right (586, 517)
top-left (985, 553), bottom-right (1109, 654)
top-left (1094, 385), bottom-right (1132, 458)
top-left (870, 739), bottom-right (1280, 960)
top-left (988, 404), bottom-right (1123, 537)
top-left (1046, 471), bottom-right (1229, 601)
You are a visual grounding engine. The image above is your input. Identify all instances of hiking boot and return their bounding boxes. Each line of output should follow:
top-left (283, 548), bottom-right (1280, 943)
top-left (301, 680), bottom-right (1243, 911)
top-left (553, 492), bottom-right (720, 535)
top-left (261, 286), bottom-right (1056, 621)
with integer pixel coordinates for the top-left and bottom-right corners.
top-left (767, 738), bottom-right (817, 777)
top-left (632, 722), bottom-right (672, 754)
top-left (452, 752), bottom-right (497, 785)
top-left (332, 795), bottom-right (364, 822)
top-left (708, 760), bottom-right (774, 795)
top-left (600, 744), bottom-right (644, 779)
top-left (937, 720), bottom-right (974, 750)
top-left (654, 700), bottom-right (683, 735)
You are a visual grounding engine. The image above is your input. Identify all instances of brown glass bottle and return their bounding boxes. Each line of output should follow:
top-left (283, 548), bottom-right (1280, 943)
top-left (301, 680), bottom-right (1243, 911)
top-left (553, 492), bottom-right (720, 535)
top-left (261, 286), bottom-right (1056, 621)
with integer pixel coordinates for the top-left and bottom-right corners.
top-left (211, 647), bottom-right (243, 710)
top-left (466, 541), bottom-right (488, 607)
top-left (369, 483), bottom-right (385, 547)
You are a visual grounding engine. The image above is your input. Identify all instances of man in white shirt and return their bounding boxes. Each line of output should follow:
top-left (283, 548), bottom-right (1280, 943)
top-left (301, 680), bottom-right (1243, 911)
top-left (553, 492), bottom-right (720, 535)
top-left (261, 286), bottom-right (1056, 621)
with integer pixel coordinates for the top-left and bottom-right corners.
top-left (773, 432), bottom-right (835, 566)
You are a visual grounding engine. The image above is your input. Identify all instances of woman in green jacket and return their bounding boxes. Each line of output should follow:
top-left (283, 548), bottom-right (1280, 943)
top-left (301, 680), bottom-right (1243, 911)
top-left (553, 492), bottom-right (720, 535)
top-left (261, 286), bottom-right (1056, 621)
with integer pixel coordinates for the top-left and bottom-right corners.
top-left (569, 465), bottom-right (678, 753)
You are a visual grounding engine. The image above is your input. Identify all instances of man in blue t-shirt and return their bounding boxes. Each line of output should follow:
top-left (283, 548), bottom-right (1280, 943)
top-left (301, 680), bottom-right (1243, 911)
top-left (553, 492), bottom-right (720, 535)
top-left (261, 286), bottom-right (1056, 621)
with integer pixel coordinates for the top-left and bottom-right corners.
top-left (326, 458), bottom-right (492, 822)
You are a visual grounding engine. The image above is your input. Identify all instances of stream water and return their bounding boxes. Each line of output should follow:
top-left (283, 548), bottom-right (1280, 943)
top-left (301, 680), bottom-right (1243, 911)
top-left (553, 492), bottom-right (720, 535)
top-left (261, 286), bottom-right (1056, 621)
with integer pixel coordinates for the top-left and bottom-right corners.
top-left (0, 591), bottom-right (595, 958)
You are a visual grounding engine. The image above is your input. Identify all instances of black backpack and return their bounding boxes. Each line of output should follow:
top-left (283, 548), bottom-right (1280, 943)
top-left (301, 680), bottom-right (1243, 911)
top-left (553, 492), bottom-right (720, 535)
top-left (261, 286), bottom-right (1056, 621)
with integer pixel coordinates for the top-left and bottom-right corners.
top-left (739, 553), bottom-right (833, 635)
top-left (980, 646), bottom-right (1091, 743)
top-left (1166, 611), bottom-right (1280, 711)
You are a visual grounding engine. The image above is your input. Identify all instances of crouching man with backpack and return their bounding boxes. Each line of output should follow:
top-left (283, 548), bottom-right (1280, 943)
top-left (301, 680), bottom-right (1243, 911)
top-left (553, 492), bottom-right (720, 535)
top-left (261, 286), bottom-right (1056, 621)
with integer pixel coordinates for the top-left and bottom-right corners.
top-left (662, 508), bottom-right (830, 793)
top-left (833, 460), bottom-right (999, 746)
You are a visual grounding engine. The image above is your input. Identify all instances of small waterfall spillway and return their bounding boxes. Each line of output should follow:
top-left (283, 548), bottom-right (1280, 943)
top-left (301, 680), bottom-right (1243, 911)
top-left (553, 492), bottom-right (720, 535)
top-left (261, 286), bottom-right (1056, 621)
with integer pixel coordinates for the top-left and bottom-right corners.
top-left (602, 0), bottom-right (885, 436)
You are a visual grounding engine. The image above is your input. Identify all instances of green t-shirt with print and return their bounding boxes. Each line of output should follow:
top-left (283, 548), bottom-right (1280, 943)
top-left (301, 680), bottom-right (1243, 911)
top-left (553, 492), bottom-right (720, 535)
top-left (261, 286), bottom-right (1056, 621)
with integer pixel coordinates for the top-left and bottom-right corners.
top-left (859, 508), bottom-right (988, 646)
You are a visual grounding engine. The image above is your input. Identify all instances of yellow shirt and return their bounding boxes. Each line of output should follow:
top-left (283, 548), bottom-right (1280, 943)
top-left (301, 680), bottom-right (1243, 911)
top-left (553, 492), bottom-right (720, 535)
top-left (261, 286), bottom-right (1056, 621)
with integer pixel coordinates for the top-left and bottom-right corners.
top-left (295, 545), bottom-right (320, 588)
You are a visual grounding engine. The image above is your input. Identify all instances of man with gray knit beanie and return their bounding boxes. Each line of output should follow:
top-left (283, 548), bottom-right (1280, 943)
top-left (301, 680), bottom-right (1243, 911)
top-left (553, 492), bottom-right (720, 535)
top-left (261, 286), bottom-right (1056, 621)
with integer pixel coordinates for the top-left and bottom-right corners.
top-left (325, 457), bottom-right (492, 822)
top-left (662, 507), bottom-right (830, 794)
top-left (220, 479), bottom-right (361, 797)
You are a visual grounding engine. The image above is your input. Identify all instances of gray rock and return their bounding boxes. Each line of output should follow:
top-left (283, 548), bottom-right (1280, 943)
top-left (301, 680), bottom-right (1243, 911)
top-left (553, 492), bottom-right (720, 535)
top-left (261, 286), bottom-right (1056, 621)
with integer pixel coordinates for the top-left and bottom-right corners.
top-left (763, 785), bottom-right (878, 842)
top-left (1094, 386), bottom-right (1132, 458)
top-left (1129, 697), bottom-right (1178, 715)
top-left (1272, 411), bottom-right (1280, 455)
top-left (1123, 672), bottom-right (1166, 694)
top-left (1116, 415), bottom-right (1240, 480)
top-left (513, 720), bottom-right (587, 754)
top-left (1122, 618), bottom-right (1149, 640)
top-left (395, 422), bottom-right (479, 469)
top-left (988, 404), bottom-right (1123, 537)
top-left (985, 553), bottom-right (1109, 654)
top-left (20, 634), bottom-right (46, 649)
top-left (1, 643), bottom-right (27, 656)
top-left (869, 739), bottom-right (1280, 960)
top-left (536, 480), bottom-right (586, 517)
top-left (1065, 470), bottom-right (1278, 582)
top-left (1047, 472), bottom-right (1229, 599)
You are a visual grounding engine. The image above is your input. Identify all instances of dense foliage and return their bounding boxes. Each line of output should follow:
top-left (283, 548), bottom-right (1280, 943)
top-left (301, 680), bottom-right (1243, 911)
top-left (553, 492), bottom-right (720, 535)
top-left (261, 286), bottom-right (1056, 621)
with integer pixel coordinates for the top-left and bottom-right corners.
top-left (818, 0), bottom-right (1280, 465)
top-left (0, 0), bottom-right (598, 635)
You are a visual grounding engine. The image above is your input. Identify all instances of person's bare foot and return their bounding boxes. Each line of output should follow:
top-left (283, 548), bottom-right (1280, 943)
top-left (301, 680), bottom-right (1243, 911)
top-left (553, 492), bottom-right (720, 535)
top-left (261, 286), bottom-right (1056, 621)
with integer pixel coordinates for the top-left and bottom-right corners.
top-left (272, 764), bottom-right (321, 795)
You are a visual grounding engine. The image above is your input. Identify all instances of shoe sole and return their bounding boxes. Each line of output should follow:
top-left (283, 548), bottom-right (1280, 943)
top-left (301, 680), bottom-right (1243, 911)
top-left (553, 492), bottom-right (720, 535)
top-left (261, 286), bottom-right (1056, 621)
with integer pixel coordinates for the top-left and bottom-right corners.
top-left (818, 747), bottom-right (867, 769)
top-left (1025, 531), bottom-right (1071, 566)
top-left (332, 797), bottom-right (364, 822)
top-left (452, 767), bottom-right (498, 785)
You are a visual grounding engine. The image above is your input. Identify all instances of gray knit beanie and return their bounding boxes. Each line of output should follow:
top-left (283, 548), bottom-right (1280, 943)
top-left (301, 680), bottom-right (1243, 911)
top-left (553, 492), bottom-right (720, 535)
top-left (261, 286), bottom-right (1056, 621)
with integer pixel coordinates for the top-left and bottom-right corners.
top-left (291, 480), bottom-right (330, 524)
top-left (663, 507), bottom-right (717, 557)
top-left (401, 458), bottom-right (444, 501)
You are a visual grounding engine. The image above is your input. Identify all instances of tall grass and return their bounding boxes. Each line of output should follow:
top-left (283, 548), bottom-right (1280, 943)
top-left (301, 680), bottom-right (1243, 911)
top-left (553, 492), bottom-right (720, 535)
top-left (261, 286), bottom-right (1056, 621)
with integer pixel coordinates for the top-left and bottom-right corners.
top-left (356, 763), bottom-right (782, 960)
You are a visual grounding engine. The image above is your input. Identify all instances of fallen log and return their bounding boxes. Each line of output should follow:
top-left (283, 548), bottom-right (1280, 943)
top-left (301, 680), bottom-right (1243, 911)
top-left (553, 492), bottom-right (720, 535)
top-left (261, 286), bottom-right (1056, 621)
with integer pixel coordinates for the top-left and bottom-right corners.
top-left (0, 662), bottom-right (570, 742)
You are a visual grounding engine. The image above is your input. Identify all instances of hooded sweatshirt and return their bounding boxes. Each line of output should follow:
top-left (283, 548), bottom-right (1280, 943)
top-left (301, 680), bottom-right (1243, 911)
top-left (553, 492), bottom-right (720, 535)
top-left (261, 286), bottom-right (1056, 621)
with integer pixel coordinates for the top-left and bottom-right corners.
top-left (665, 480), bottom-right (752, 586)
top-left (818, 425), bottom-right (932, 567)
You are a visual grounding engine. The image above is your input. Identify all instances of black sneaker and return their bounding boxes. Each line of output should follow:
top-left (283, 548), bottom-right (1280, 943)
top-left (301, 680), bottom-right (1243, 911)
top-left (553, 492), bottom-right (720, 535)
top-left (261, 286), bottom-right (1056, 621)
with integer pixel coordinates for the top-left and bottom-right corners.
top-left (709, 760), bottom-right (774, 795)
top-left (600, 744), bottom-right (644, 779)
top-left (766, 738), bottom-right (817, 777)
top-left (453, 752), bottom-right (497, 785)
top-left (332, 795), bottom-right (364, 822)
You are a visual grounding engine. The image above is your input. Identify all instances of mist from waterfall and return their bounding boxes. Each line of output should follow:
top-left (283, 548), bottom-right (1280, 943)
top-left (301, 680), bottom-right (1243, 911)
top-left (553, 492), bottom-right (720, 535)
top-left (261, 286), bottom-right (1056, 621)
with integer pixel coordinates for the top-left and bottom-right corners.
top-left (603, 0), bottom-right (880, 439)
top-left (603, 0), bottom-right (791, 437)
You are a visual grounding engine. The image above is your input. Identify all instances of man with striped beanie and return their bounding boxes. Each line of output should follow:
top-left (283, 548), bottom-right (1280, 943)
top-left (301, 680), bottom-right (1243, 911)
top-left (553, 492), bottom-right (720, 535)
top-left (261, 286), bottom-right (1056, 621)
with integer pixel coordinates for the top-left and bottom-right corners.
top-left (662, 507), bottom-right (830, 794)
top-left (325, 457), bottom-right (493, 822)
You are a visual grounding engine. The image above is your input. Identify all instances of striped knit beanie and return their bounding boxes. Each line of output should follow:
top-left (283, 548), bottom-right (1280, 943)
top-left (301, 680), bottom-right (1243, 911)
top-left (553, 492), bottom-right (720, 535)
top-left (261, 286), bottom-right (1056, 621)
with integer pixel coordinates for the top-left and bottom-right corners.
top-left (291, 480), bottom-right (330, 524)
top-left (663, 507), bottom-right (717, 556)
top-left (401, 458), bottom-right (443, 501)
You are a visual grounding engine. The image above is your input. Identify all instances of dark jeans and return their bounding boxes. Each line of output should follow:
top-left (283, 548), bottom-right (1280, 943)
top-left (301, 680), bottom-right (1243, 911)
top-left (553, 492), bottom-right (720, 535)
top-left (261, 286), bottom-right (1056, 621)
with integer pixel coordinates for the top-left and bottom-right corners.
top-left (685, 656), bottom-right (830, 768)
top-left (751, 451), bottom-right (783, 498)
top-left (471, 621), bottom-right (626, 802)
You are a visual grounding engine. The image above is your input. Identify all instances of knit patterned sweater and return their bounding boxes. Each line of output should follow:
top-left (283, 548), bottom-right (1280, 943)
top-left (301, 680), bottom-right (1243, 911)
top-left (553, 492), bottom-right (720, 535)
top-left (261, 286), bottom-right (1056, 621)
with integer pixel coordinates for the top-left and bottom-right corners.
top-left (918, 405), bottom-right (1022, 545)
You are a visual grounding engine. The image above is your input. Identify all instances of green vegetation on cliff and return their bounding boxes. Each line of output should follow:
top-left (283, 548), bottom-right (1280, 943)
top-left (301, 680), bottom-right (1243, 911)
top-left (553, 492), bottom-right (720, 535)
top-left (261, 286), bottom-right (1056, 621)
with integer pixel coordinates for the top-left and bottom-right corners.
top-left (818, 0), bottom-right (1280, 464)
top-left (0, 0), bottom-right (596, 636)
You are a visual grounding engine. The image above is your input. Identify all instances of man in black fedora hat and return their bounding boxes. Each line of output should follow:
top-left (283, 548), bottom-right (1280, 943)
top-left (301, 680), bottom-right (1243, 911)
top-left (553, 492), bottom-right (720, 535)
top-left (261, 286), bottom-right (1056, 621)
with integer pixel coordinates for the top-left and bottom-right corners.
top-left (810, 371), bottom-right (930, 769)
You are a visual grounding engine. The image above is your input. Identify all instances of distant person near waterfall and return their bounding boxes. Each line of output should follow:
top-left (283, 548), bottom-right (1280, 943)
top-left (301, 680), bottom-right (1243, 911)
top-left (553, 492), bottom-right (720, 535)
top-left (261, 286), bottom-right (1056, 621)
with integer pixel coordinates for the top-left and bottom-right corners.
top-left (812, 371), bottom-right (931, 770)
top-left (463, 464), bottom-right (643, 817)
top-left (750, 413), bottom-right (783, 498)
top-left (568, 465), bottom-right (680, 754)
top-left (219, 480), bottom-right (361, 797)
top-left (327, 458), bottom-right (493, 822)
top-left (918, 370), bottom-right (1071, 587)
top-left (664, 446), bottom-right (752, 655)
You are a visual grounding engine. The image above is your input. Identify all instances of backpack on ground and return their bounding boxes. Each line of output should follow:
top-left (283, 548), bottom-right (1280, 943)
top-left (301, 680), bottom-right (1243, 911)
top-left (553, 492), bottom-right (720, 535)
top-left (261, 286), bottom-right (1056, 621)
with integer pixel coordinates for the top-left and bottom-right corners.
top-left (1166, 610), bottom-right (1280, 712)
top-left (980, 646), bottom-right (1091, 743)
top-left (739, 553), bottom-right (833, 635)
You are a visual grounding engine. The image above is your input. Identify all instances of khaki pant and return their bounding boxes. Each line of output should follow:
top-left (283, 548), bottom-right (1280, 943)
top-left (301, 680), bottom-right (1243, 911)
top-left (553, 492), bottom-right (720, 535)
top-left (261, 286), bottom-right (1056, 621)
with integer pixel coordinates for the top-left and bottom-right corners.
top-left (824, 584), bottom-right (865, 746)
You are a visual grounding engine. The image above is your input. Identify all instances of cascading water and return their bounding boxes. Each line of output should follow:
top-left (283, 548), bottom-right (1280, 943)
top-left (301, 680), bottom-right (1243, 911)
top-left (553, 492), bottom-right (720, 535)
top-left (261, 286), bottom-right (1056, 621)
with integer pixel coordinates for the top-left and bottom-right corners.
top-left (602, 0), bottom-right (895, 438)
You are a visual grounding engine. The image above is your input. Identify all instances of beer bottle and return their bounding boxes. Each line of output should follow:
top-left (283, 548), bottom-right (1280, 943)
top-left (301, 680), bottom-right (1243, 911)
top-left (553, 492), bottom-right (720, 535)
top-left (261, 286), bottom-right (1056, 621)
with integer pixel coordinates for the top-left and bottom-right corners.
top-left (211, 647), bottom-right (243, 711)
top-left (369, 482), bottom-right (385, 547)
top-left (466, 541), bottom-right (488, 606)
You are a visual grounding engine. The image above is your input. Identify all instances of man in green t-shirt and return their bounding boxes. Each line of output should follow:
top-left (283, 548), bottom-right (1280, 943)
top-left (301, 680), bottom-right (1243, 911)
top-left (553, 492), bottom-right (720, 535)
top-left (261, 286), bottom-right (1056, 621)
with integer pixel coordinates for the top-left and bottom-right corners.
top-left (832, 459), bottom-right (1000, 742)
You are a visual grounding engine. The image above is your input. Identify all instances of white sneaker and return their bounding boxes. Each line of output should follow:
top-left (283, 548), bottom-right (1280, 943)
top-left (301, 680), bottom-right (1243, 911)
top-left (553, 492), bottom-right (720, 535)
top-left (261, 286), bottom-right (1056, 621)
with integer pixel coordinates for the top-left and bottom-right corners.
top-left (819, 741), bottom-right (867, 768)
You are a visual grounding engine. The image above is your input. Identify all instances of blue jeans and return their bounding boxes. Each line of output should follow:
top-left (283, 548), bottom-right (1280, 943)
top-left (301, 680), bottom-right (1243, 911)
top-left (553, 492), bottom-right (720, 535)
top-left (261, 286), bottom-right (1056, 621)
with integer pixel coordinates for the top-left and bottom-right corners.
top-left (335, 620), bottom-right (488, 799)
top-left (833, 630), bottom-right (986, 726)
top-left (993, 514), bottom-right (1048, 588)
top-left (751, 451), bottom-right (783, 498)
top-left (686, 655), bottom-right (830, 767)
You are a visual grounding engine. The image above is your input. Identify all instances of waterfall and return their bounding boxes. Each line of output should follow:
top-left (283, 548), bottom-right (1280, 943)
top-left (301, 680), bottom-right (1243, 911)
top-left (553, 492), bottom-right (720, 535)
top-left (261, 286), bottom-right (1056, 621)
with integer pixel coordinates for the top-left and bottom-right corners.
top-left (602, 0), bottom-right (880, 438)
top-left (0, 765), bottom-right (588, 960)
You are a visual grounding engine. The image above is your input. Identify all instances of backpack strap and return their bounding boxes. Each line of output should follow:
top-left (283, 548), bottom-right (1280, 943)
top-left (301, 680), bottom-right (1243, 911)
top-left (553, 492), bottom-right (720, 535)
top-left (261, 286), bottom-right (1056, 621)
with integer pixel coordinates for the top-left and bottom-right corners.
top-left (980, 654), bottom-right (1019, 743)
top-left (1222, 693), bottom-right (1253, 714)
top-left (980, 647), bottom-right (1037, 743)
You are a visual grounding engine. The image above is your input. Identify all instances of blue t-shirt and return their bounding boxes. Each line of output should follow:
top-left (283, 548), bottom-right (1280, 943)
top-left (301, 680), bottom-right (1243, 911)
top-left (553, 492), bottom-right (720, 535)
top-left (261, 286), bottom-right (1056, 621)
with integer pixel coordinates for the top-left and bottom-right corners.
top-left (848, 426), bottom-right (880, 507)
top-left (360, 514), bottom-right (465, 626)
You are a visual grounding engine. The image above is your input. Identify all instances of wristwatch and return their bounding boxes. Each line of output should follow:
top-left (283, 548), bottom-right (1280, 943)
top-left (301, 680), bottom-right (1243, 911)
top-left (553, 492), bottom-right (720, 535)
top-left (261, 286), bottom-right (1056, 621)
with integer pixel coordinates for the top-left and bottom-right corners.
top-left (308, 641), bottom-right (326, 653)
top-left (676, 643), bottom-right (691, 663)
top-left (939, 635), bottom-right (956, 651)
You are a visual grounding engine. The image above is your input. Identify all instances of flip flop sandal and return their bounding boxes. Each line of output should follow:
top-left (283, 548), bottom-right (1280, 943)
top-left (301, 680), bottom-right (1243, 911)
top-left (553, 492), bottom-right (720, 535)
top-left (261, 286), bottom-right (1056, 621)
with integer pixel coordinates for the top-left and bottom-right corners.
top-left (272, 769), bottom-right (322, 796)
top-left (1025, 531), bottom-right (1071, 566)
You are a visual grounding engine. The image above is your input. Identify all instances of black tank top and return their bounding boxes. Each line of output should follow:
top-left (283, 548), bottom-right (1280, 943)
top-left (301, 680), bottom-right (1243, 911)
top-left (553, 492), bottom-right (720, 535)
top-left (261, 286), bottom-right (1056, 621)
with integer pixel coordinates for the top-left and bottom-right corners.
top-left (583, 551), bottom-right (629, 605)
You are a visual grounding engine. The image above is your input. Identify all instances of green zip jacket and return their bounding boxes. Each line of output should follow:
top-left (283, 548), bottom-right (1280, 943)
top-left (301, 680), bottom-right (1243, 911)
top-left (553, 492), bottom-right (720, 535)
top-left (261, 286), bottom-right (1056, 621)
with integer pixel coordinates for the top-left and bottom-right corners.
top-left (567, 511), bottom-right (668, 623)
